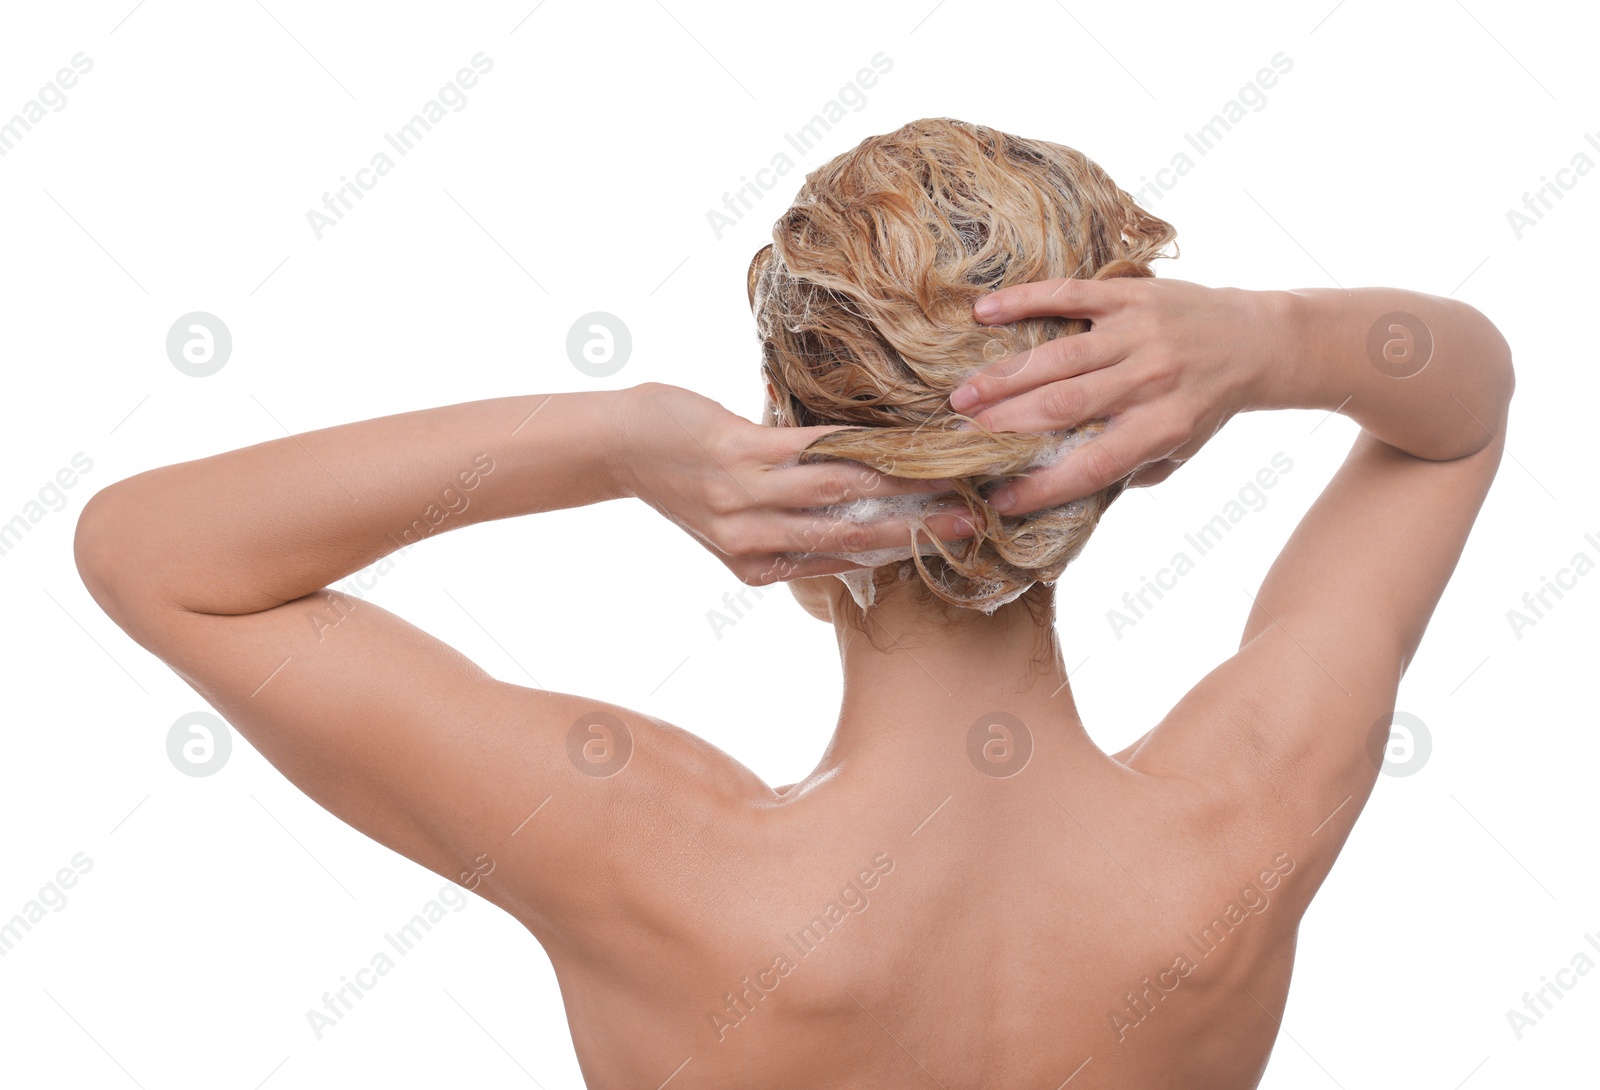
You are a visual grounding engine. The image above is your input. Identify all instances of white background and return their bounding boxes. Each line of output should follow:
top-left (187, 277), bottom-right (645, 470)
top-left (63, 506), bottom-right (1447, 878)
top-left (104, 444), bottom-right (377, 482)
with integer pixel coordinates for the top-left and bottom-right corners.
top-left (1, 0), bottom-right (1595, 1086)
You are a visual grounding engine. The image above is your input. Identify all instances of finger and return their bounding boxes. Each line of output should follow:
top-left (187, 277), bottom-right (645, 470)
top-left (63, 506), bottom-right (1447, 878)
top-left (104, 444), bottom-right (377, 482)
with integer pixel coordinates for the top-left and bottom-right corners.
top-left (743, 554), bottom-right (876, 587)
top-left (972, 277), bottom-right (1126, 325)
top-left (760, 422), bottom-right (872, 468)
top-left (759, 460), bottom-right (956, 510)
top-left (986, 414), bottom-right (1167, 515)
top-left (966, 366), bottom-right (1129, 435)
top-left (742, 511), bottom-right (978, 585)
top-left (762, 507), bottom-right (979, 557)
top-left (951, 331), bottom-right (1122, 414)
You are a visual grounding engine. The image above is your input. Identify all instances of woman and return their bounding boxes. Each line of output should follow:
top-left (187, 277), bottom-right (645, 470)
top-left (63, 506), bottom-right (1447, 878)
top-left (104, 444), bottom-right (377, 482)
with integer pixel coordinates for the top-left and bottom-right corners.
top-left (75, 119), bottom-right (1513, 1088)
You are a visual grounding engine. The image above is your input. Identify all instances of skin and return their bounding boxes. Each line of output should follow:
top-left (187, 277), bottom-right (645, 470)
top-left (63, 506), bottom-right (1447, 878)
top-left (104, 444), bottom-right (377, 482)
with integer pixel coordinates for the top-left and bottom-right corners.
top-left (75, 281), bottom-right (1513, 1089)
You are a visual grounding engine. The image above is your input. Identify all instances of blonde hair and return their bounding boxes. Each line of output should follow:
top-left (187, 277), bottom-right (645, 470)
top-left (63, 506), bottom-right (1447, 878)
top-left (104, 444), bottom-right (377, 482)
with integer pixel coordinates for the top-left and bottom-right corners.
top-left (749, 117), bottom-right (1177, 622)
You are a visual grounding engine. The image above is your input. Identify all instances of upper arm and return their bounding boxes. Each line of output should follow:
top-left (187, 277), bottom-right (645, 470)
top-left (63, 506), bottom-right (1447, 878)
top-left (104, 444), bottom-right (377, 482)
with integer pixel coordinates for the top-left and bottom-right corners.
top-left (74, 534), bottom-right (753, 938)
top-left (1118, 419), bottom-right (1507, 835)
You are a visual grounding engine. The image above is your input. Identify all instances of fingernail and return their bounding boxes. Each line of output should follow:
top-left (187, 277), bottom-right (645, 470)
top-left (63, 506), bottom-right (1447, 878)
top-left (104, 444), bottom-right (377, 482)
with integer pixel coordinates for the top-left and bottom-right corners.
top-left (990, 487), bottom-right (1017, 513)
top-left (974, 295), bottom-right (999, 320)
top-left (950, 385), bottom-right (979, 412)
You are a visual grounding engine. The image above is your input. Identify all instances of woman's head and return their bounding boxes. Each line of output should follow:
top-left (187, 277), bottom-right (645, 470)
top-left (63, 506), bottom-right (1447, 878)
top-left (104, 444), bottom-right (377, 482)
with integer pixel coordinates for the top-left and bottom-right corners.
top-left (749, 117), bottom-right (1176, 628)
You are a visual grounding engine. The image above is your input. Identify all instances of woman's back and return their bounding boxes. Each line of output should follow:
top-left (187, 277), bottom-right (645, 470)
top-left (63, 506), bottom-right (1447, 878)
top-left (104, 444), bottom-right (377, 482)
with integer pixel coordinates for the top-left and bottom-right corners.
top-left (542, 695), bottom-right (1340, 1090)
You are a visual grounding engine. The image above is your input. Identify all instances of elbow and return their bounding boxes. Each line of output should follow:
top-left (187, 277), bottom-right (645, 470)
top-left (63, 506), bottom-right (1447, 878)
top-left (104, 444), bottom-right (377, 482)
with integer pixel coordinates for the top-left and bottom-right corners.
top-left (1501, 335), bottom-right (1517, 410)
top-left (1444, 302), bottom-right (1515, 458)
top-left (75, 487), bottom-right (116, 582)
top-left (74, 486), bottom-right (129, 612)
top-left (1486, 312), bottom-right (1515, 411)
top-left (74, 483), bottom-right (155, 621)
top-left (1464, 300), bottom-right (1516, 411)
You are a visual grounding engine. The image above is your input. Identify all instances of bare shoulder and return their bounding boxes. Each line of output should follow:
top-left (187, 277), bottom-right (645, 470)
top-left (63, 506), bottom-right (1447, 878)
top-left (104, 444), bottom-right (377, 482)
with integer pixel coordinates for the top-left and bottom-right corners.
top-left (475, 688), bottom-right (779, 937)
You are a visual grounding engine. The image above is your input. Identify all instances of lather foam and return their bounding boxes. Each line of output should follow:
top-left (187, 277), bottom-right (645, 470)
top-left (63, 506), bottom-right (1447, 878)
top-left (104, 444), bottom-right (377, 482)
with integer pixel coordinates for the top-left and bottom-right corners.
top-left (790, 426), bottom-right (1098, 611)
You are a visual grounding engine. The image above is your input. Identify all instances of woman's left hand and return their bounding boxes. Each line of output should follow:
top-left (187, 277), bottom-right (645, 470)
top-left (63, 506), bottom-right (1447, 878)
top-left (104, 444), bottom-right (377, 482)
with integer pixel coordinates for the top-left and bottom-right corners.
top-left (618, 383), bottom-right (975, 586)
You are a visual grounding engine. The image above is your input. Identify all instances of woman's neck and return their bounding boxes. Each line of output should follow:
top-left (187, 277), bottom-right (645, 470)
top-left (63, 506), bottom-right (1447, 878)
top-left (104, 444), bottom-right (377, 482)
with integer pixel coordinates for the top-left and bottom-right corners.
top-left (808, 590), bottom-right (1105, 780)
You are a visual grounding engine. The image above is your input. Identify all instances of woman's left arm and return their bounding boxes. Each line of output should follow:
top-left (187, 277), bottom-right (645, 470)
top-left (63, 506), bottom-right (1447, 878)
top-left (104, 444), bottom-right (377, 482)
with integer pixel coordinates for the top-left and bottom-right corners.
top-left (78, 391), bottom-right (630, 619)
top-left (78, 384), bottom-right (968, 614)
top-left (75, 391), bottom-right (664, 934)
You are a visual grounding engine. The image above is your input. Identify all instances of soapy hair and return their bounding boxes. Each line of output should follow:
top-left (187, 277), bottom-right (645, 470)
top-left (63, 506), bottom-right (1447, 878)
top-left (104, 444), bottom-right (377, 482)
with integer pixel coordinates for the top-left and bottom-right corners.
top-left (749, 117), bottom-right (1177, 620)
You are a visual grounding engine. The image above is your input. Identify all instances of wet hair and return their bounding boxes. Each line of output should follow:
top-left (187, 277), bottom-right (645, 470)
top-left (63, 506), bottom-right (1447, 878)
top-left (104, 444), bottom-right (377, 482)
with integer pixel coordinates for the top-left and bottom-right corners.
top-left (749, 117), bottom-right (1177, 627)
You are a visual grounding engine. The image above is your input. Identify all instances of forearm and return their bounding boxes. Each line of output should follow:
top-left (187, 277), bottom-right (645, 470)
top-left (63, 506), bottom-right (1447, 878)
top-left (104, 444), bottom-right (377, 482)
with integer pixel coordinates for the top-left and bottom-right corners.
top-left (1245, 287), bottom-right (1515, 459)
top-left (77, 390), bottom-right (633, 616)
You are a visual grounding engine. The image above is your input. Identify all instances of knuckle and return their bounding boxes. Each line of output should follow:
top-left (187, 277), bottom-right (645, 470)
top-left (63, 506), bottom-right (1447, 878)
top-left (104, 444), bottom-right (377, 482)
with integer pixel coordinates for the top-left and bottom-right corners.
top-left (1148, 353), bottom-right (1181, 394)
top-left (1115, 277), bottom-right (1147, 305)
top-left (1158, 415), bottom-right (1194, 452)
top-left (705, 481), bottom-right (743, 517)
top-left (1042, 383), bottom-right (1082, 425)
top-left (716, 520), bottom-right (759, 557)
top-left (812, 473), bottom-right (853, 509)
top-left (1047, 337), bottom-right (1078, 373)
top-left (1139, 294), bottom-right (1166, 328)
top-left (834, 523), bottom-right (875, 555)
top-left (705, 428), bottom-right (740, 466)
top-left (1082, 442), bottom-right (1126, 487)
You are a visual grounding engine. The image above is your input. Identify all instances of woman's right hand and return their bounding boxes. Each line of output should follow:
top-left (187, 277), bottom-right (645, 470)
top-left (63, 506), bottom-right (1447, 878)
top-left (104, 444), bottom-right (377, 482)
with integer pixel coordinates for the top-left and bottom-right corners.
top-left (618, 383), bottom-right (976, 586)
